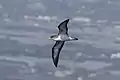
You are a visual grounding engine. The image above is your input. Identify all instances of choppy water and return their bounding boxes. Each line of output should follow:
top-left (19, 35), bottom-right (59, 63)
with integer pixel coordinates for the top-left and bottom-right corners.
top-left (0, 0), bottom-right (120, 80)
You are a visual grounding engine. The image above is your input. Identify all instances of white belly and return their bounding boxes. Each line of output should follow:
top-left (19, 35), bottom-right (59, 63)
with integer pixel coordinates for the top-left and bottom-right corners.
top-left (54, 35), bottom-right (73, 41)
top-left (54, 36), bottom-right (61, 41)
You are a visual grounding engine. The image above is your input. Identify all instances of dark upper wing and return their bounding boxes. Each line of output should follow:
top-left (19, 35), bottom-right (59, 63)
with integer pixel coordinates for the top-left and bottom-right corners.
top-left (58, 19), bottom-right (69, 35)
top-left (52, 41), bottom-right (65, 67)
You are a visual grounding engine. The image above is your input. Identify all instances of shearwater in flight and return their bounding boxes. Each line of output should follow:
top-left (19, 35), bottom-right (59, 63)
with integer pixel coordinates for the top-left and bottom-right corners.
top-left (49, 19), bottom-right (78, 67)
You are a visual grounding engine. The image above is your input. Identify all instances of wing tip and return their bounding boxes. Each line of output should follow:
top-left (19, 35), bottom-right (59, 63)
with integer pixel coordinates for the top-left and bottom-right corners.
top-left (52, 55), bottom-right (59, 67)
top-left (61, 18), bottom-right (70, 23)
top-left (54, 63), bottom-right (58, 67)
top-left (53, 59), bottom-right (58, 67)
top-left (65, 18), bottom-right (70, 22)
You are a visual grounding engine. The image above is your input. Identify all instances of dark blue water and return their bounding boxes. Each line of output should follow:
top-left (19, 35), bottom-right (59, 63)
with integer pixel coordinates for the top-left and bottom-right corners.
top-left (0, 0), bottom-right (120, 80)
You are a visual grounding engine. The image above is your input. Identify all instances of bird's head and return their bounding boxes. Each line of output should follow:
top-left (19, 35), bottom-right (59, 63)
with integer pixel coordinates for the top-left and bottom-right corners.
top-left (49, 35), bottom-right (58, 40)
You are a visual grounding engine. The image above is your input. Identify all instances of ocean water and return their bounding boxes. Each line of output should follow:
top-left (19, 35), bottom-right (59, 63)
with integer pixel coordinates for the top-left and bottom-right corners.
top-left (0, 0), bottom-right (120, 80)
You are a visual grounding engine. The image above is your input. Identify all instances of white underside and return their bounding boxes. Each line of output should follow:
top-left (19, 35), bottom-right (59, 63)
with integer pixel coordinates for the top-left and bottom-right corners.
top-left (54, 36), bottom-right (74, 41)
top-left (54, 36), bottom-right (61, 40)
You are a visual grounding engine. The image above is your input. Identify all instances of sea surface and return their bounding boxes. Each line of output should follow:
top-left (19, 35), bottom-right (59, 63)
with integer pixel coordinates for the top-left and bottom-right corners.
top-left (0, 0), bottom-right (120, 80)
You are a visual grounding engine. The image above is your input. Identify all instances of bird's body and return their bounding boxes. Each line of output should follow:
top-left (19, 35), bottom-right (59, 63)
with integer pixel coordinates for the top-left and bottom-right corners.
top-left (51, 34), bottom-right (76, 41)
top-left (49, 19), bottom-right (78, 67)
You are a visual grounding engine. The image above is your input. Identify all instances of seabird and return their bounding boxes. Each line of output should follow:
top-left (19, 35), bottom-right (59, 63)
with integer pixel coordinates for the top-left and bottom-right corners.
top-left (49, 19), bottom-right (78, 67)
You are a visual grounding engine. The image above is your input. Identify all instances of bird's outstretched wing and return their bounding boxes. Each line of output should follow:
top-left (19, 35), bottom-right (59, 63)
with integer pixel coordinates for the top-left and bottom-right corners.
top-left (58, 19), bottom-right (69, 35)
top-left (52, 41), bottom-right (65, 67)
